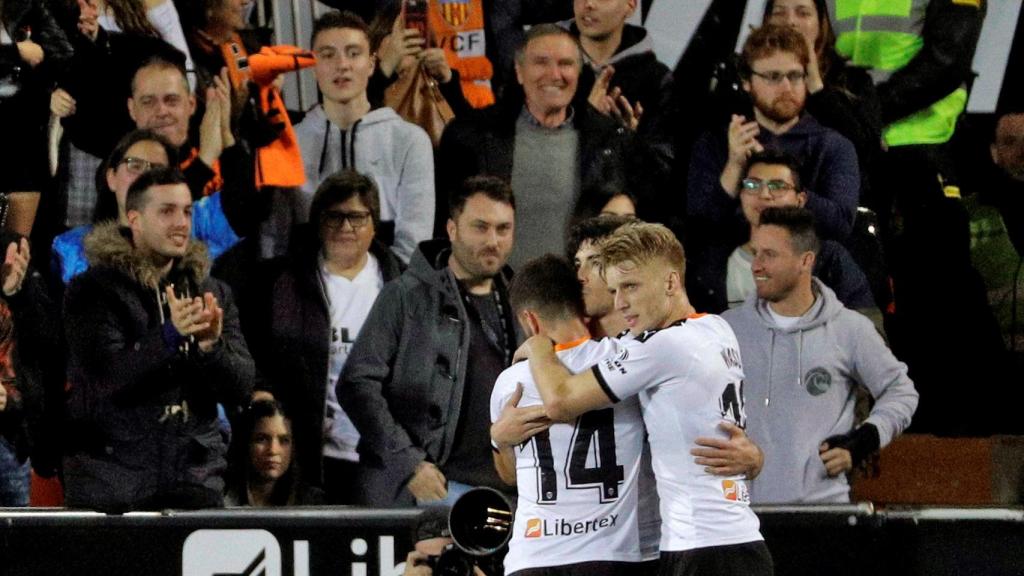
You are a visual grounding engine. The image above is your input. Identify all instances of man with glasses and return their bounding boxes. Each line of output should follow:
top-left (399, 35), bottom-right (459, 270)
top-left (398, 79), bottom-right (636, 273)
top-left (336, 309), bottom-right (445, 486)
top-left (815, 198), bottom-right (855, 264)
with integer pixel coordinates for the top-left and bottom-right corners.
top-left (339, 175), bottom-right (519, 507)
top-left (53, 129), bottom-right (250, 285)
top-left (727, 150), bottom-right (875, 317)
top-left (723, 206), bottom-right (917, 503)
top-left (263, 170), bottom-right (404, 503)
top-left (686, 24), bottom-right (860, 313)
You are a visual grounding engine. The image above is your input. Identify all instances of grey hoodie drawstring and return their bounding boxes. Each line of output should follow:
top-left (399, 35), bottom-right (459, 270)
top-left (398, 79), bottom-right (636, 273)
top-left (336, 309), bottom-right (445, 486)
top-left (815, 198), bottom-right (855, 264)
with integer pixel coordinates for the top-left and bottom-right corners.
top-left (766, 330), bottom-right (775, 407)
top-left (319, 117), bottom-right (363, 175)
top-left (797, 330), bottom-right (805, 393)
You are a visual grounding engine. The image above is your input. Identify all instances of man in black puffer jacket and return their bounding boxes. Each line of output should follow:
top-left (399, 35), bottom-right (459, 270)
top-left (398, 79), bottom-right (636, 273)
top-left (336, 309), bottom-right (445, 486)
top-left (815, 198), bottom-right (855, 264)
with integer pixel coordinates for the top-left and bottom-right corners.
top-left (63, 168), bottom-right (253, 512)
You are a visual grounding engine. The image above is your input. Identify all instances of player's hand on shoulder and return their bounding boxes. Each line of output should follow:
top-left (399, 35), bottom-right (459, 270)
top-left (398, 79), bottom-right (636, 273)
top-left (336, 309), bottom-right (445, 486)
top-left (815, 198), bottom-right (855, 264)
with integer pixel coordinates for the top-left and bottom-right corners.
top-left (491, 383), bottom-right (552, 448)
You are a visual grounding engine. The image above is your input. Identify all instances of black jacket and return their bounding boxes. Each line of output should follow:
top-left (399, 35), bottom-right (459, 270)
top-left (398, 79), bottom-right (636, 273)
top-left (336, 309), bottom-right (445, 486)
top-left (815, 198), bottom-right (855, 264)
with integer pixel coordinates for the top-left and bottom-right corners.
top-left (0, 233), bottom-right (57, 471)
top-left (57, 28), bottom-right (183, 159)
top-left (338, 239), bottom-right (518, 506)
top-left (0, 0), bottom-right (72, 85)
top-left (567, 20), bottom-right (677, 222)
top-left (264, 226), bottom-right (404, 488)
top-left (436, 89), bottom-right (648, 234)
top-left (63, 223), bottom-right (254, 512)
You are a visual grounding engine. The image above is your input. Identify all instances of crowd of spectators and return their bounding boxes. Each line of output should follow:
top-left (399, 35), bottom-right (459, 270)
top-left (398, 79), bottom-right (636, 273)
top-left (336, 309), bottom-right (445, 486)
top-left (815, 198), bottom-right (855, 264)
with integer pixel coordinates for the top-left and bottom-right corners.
top-left (0, 0), bottom-right (1018, 521)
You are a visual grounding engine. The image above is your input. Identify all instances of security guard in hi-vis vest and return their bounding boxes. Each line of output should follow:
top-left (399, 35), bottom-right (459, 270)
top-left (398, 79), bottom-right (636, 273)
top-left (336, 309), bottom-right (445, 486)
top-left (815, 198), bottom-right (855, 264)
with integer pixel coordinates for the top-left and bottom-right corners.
top-left (826, 0), bottom-right (986, 233)
top-left (827, 0), bottom-right (985, 201)
top-left (828, 0), bottom-right (1004, 437)
top-left (828, 0), bottom-right (985, 149)
top-left (427, 0), bottom-right (495, 108)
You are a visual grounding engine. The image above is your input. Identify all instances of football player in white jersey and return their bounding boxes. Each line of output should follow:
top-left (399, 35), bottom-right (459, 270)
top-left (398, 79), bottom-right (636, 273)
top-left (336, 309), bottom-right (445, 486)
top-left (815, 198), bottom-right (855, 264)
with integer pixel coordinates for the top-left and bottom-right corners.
top-left (490, 255), bottom-right (656, 575)
top-left (519, 223), bottom-right (773, 575)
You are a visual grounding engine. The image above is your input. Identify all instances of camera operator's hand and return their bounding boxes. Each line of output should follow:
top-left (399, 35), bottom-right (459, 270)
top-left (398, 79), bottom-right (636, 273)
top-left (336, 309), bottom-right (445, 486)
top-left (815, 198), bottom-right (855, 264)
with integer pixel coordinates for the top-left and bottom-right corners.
top-left (402, 548), bottom-right (487, 576)
top-left (408, 461), bottom-right (447, 502)
top-left (403, 550), bottom-right (434, 576)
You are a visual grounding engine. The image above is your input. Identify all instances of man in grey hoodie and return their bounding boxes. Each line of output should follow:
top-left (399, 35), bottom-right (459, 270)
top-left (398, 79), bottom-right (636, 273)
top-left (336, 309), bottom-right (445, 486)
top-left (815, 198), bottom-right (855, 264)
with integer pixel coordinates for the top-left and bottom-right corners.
top-left (723, 206), bottom-right (918, 503)
top-left (286, 10), bottom-right (434, 263)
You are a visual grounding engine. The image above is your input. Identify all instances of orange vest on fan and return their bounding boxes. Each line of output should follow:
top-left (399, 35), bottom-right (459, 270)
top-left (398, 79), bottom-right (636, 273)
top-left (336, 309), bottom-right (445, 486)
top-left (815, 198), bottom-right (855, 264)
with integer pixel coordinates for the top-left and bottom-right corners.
top-left (427, 0), bottom-right (494, 109)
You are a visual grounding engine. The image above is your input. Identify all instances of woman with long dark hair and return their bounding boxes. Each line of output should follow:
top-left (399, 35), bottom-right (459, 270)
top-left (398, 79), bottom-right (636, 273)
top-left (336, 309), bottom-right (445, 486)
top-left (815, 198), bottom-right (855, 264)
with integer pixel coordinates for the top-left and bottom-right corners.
top-left (225, 400), bottom-right (324, 507)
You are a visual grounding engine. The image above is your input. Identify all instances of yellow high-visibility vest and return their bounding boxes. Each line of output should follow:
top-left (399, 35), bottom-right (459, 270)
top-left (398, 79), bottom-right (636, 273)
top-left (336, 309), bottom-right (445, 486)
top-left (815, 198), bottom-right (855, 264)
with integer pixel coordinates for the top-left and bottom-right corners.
top-left (829, 0), bottom-right (969, 147)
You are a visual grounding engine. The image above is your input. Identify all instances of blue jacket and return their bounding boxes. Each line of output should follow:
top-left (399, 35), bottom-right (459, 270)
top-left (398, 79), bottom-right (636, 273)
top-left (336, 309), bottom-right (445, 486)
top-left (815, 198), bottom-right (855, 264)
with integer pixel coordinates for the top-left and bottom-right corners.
top-left (52, 191), bottom-right (241, 285)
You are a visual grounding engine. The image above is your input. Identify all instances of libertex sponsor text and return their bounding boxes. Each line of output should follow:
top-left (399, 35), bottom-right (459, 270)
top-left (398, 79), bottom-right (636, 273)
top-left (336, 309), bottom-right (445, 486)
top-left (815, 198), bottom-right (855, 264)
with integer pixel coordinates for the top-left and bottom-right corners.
top-left (524, 514), bottom-right (618, 538)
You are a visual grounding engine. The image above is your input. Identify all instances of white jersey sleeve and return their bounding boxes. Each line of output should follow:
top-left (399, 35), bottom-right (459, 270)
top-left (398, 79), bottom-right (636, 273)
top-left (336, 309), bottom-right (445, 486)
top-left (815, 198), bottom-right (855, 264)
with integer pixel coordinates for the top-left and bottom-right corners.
top-left (490, 362), bottom-right (529, 450)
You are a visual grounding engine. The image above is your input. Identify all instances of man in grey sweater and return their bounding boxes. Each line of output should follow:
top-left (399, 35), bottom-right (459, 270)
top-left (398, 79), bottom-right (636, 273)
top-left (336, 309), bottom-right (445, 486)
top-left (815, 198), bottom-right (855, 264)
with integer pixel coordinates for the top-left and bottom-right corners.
top-left (723, 206), bottom-right (918, 503)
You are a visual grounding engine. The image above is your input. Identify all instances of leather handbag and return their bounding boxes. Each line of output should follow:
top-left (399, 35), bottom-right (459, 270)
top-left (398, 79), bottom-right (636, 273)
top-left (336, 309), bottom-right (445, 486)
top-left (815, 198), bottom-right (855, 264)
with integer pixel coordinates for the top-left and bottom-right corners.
top-left (384, 64), bottom-right (455, 147)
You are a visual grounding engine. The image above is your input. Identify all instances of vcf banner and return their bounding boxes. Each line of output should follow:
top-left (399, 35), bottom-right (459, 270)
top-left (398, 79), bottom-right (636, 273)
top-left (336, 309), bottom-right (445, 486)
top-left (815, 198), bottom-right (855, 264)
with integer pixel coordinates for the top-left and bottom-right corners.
top-left (0, 509), bottom-right (419, 576)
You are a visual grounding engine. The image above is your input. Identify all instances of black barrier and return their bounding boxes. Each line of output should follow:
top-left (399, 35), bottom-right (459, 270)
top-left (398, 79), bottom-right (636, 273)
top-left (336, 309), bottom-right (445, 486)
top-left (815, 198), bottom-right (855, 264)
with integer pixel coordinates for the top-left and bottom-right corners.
top-left (2, 506), bottom-right (1024, 576)
top-left (754, 505), bottom-right (1024, 576)
top-left (0, 508), bottom-right (420, 576)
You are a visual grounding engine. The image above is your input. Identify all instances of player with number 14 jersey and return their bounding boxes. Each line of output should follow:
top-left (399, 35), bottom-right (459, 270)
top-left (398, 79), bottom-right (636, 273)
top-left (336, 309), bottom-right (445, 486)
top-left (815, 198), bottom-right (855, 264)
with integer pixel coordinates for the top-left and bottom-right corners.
top-left (491, 337), bottom-right (656, 575)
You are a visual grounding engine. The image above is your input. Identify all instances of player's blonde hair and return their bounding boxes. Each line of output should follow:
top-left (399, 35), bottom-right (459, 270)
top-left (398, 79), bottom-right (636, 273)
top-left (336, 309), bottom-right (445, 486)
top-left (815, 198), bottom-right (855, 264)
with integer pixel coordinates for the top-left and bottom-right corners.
top-left (597, 221), bottom-right (685, 277)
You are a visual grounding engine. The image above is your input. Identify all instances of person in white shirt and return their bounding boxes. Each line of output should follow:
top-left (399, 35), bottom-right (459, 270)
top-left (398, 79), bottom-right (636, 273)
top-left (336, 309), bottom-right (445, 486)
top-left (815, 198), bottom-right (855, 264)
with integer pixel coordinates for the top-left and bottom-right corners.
top-left (264, 170), bottom-right (405, 503)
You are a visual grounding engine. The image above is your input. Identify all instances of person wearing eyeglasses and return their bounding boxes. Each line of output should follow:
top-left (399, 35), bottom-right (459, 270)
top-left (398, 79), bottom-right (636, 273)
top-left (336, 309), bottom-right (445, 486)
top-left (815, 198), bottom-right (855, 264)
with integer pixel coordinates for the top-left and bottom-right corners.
top-left (686, 24), bottom-right (860, 314)
top-left (52, 129), bottom-right (243, 286)
top-left (261, 170), bottom-right (403, 503)
top-left (728, 150), bottom-right (875, 321)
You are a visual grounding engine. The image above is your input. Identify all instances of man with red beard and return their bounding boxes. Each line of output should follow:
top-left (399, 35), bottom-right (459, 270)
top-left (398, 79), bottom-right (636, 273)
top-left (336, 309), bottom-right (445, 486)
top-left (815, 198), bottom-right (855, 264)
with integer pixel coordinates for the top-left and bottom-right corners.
top-left (684, 24), bottom-right (859, 314)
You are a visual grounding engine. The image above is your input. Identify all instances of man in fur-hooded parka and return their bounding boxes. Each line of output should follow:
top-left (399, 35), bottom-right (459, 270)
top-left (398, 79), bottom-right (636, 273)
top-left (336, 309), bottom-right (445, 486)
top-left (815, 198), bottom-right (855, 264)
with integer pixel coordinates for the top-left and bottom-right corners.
top-left (62, 168), bottom-right (254, 512)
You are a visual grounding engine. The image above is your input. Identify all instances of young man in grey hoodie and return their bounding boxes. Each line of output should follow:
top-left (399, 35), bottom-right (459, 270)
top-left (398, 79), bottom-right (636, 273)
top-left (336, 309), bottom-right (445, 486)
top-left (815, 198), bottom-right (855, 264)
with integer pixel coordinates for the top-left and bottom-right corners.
top-left (286, 10), bottom-right (434, 263)
top-left (723, 206), bottom-right (918, 504)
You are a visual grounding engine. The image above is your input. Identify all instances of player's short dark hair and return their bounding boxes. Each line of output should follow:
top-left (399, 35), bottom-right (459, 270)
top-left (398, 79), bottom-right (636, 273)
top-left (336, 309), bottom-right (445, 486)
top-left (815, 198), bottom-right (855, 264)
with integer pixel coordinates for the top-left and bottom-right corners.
top-left (310, 170), bottom-right (381, 229)
top-left (449, 175), bottom-right (516, 219)
top-left (566, 214), bottom-right (636, 260)
top-left (312, 10), bottom-right (371, 48)
top-left (509, 254), bottom-right (585, 322)
top-left (758, 206), bottom-right (821, 255)
top-left (125, 166), bottom-right (188, 214)
top-left (745, 149), bottom-right (804, 192)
